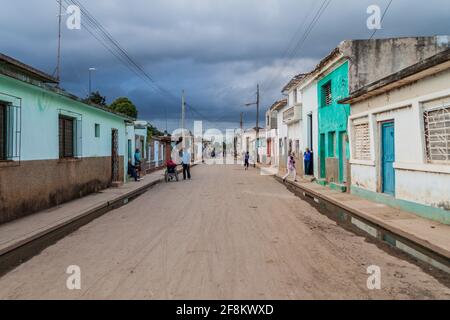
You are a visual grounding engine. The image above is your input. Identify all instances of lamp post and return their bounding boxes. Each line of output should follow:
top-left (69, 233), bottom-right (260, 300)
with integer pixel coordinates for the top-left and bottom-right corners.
top-left (245, 84), bottom-right (260, 167)
top-left (88, 67), bottom-right (96, 96)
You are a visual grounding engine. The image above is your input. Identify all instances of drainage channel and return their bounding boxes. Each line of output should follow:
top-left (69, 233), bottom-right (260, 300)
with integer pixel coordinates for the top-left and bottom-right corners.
top-left (277, 177), bottom-right (450, 277)
top-left (0, 179), bottom-right (162, 278)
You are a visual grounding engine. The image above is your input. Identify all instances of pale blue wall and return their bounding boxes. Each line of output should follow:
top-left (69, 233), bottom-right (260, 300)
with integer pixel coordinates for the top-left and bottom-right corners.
top-left (0, 74), bottom-right (127, 162)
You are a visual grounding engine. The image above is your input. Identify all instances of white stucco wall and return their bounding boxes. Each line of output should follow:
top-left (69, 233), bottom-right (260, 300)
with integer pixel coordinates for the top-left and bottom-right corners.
top-left (349, 67), bottom-right (450, 211)
top-left (301, 81), bottom-right (319, 178)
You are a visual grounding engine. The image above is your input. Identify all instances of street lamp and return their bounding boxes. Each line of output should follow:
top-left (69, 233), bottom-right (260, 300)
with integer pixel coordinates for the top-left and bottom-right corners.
top-left (245, 84), bottom-right (260, 167)
top-left (88, 67), bottom-right (96, 96)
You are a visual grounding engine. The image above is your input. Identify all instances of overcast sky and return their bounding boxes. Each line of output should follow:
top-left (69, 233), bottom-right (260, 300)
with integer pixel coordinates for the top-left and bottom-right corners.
top-left (1, 0), bottom-right (449, 132)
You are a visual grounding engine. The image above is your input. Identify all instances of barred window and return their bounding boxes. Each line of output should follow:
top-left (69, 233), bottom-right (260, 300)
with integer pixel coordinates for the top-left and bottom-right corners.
top-left (424, 105), bottom-right (450, 162)
top-left (354, 122), bottom-right (371, 160)
top-left (59, 115), bottom-right (75, 158)
top-left (0, 103), bottom-right (6, 160)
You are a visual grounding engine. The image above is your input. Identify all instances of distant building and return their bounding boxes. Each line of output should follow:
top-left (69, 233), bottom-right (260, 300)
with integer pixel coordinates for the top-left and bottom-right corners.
top-left (0, 53), bottom-right (133, 224)
top-left (281, 36), bottom-right (449, 192)
top-left (340, 49), bottom-right (450, 224)
top-left (281, 74), bottom-right (306, 175)
top-left (265, 99), bottom-right (286, 168)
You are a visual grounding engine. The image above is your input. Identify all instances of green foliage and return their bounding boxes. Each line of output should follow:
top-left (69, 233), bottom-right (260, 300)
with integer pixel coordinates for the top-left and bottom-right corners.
top-left (84, 91), bottom-right (107, 107)
top-left (110, 97), bottom-right (138, 118)
top-left (147, 124), bottom-right (166, 139)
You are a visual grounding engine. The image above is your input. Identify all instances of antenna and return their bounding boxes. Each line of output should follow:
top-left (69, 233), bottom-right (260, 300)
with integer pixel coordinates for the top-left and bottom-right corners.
top-left (56, 0), bottom-right (63, 84)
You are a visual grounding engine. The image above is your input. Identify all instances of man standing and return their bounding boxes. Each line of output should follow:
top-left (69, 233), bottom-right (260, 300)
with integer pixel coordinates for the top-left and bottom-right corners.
top-left (182, 148), bottom-right (192, 180)
top-left (304, 148), bottom-right (313, 176)
top-left (244, 151), bottom-right (250, 170)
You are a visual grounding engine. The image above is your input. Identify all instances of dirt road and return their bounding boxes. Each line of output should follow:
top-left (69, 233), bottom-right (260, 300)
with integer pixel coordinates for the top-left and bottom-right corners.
top-left (0, 164), bottom-right (449, 299)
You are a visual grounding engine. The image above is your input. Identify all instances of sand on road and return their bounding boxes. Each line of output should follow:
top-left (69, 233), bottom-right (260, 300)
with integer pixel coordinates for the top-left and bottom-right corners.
top-left (0, 164), bottom-right (449, 300)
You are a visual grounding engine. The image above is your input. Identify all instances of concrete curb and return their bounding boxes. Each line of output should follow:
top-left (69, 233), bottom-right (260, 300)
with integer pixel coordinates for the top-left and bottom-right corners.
top-left (0, 165), bottom-right (195, 277)
top-left (274, 175), bottom-right (450, 274)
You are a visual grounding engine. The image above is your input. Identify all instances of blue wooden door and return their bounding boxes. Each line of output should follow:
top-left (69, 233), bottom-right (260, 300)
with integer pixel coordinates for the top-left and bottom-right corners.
top-left (382, 122), bottom-right (395, 196)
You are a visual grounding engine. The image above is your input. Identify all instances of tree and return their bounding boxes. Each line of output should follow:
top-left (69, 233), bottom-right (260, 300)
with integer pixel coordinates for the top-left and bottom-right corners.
top-left (85, 91), bottom-right (107, 107)
top-left (109, 97), bottom-right (138, 118)
top-left (147, 124), bottom-right (165, 137)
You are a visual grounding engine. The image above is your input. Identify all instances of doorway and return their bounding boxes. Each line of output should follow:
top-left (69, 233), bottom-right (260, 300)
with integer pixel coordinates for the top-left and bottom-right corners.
top-left (320, 133), bottom-right (326, 179)
top-left (111, 129), bottom-right (119, 182)
top-left (381, 121), bottom-right (395, 196)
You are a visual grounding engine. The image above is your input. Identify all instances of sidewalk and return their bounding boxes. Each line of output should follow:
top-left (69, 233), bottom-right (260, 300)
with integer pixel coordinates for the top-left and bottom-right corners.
top-left (0, 168), bottom-right (171, 274)
top-left (268, 171), bottom-right (450, 274)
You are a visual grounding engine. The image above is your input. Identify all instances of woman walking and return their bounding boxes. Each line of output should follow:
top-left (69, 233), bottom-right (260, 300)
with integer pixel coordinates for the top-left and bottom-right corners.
top-left (283, 153), bottom-right (298, 182)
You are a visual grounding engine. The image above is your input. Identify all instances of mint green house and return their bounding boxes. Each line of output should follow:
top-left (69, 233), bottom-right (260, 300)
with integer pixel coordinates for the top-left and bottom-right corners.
top-left (317, 61), bottom-right (350, 191)
top-left (0, 53), bottom-right (134, 224)
top-left (308, 37), bottom-right (449, 193)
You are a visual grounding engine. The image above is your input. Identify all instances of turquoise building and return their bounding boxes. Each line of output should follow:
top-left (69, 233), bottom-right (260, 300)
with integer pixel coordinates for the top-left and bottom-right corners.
top-left (317, 61), bottom-right (350, 191)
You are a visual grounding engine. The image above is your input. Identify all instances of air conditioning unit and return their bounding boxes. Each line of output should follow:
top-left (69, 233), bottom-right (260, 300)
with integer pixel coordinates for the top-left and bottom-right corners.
top-left (283, 105), bottom-right (302, 124)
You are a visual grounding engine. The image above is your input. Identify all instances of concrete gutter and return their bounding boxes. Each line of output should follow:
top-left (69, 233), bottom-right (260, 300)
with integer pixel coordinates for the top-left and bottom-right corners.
top-left (273, 175), bottom-right (450, 274)
top-left (0, 165), bottom-right (194, 277)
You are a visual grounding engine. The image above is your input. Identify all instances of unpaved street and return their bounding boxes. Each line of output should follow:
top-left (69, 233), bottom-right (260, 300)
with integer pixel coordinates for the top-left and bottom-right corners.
top-left (0, 165), bottom-right (449, 300)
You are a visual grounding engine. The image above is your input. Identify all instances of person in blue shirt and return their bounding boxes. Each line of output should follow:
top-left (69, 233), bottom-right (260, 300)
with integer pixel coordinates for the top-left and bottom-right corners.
top-left (182, 148), bottom-right (192, 180)
top-left (304, 148), bottom-right (313, 176)
top-left (134, 148), bottom-right (142, 175)
top-left (244, 152), bottom-right (250, 170)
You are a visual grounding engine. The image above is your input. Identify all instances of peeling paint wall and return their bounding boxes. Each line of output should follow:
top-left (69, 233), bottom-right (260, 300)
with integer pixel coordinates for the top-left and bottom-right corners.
top-left (318, 61), bottom-right (350, 184)
top-left (349, 66), bottom-right (450, 220)
top-left (351, 164), bottom-right (377, 192)
top-left (341, 36), bottom-right (450, 93)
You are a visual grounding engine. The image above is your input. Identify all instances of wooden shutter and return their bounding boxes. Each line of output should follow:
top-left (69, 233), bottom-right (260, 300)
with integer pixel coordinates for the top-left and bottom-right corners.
top-left (324, 82), bottom-right (332, 106)
top-left (59, 116), bottom-right (74, 158)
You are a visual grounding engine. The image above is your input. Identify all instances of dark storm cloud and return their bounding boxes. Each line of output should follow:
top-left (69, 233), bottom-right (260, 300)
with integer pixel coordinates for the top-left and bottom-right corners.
top-left (1, 0), bottom-right (449, 131)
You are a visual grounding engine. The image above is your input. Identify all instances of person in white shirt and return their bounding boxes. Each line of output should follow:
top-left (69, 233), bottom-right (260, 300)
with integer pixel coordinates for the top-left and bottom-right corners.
top-left (283, 153), bottom-right (298, 182)
top-left (182, 148), bottom-right (192, 180)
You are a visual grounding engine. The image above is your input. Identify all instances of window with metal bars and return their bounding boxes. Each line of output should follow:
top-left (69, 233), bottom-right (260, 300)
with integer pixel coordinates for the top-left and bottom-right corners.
top-left (59, 115), bottom-right (75, 158)
top-left (424, 105), bottom-right (450, 163)
top-left (322, 82), bottom-right (332, 106)
top-left (0, 103), bottom-right (6, 160)
top-left (354, 122), bottom-right (371, 160)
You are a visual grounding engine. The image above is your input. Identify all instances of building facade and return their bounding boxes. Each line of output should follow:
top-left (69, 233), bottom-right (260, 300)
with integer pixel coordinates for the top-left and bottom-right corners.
top-left (342, 50), bottom-right (450, 224)
top-left (317, 61), bottom-right (351, 190)
top-left (0, 53), bottom-right (131, 224)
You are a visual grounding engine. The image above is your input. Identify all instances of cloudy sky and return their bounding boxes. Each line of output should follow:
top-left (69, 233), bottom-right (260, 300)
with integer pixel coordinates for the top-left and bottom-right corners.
top-left (1, 0), bottom-right (449, 132)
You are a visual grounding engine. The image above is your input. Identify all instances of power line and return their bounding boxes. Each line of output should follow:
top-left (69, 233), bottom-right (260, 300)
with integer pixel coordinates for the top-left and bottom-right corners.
top-left (369, 0), bottom-right (394, 40)
top-left (261, 0), bottom-right (332, 91)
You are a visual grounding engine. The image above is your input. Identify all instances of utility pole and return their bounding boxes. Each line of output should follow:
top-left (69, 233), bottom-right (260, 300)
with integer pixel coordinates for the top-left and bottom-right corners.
top-left (88, 67), bottom-right (96, 96)
top-left (244, 84), bottom-right (261, 167)
top-left (240, 112), bottom-right (244, 132)
top-left (181, 90), bottom-right (186, 131)
top-left (181, 90), bottom-right (186, 149)
top-left (256, 84), bottom-right (260, 165)
top-left (56, 0), bottom-right (63, 84)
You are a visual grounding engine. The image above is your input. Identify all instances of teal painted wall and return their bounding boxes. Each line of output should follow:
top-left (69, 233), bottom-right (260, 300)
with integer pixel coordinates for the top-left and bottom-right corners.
top-left (317, 61), bottom-right (351, 182)
top-left (0, 75), bottom-right (128, 179)
top-left (351, 186), bottom-right (450, 225)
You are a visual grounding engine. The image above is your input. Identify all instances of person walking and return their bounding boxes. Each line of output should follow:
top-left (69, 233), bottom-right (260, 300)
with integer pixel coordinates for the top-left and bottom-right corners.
top-left (244, 151), bottom-right (250, 170)
top-left (283, 153), bottom-right (298, 182)
top-left (182, 148), bottom-right (192, 180)
top-left (304, 148), bottom-right (313, 176)
top-left (134, 148), bottom-right (142, 175)
top-left (128, 159), bottom-right (140, 182)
